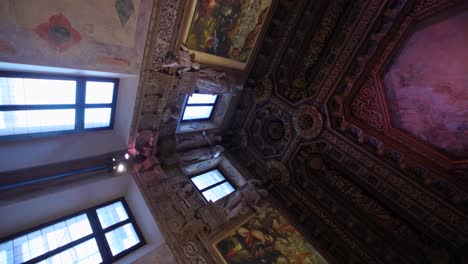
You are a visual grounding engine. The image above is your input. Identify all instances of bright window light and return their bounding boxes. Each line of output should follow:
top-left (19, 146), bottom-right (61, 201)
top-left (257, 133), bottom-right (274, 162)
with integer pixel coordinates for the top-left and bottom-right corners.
top-left (84, 108), bottom-right (112, 129)
top-left (85, 81), bottom-right (114, 104)
top-left (0, 110), bottom-right (75, 136)
top-left (187, 94), bottom-right (217, 104)
top-left (190, 169), bottom-right (235, 202)
top-left (105, 224), bottom-right (140, 256)
top-left (182, 106), bottom-right (214, 120)
top-left (191, 169), bottom-right (226, 190)
top-left (96, 201), bottom-right (129, 229)
top-left (0, 77), bottom-right (76, 105)
top-left (202, 182), bottom-right (235, 202)
top-left (0, 73), bottom-right (118, 139)
top-left (182, 93), bottom-right (218, 121)
top-left (2, 199), bottom-right (143, 263)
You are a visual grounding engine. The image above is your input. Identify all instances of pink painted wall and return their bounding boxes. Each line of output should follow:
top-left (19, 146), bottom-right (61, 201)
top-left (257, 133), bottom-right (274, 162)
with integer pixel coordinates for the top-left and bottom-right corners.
top-left (383, 9), bottom-right (468, 159)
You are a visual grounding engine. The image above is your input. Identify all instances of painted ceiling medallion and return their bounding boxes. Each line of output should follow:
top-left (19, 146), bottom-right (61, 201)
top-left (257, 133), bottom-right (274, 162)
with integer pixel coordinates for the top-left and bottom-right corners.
top-left (34, 13), bottom-right (81, 52)
top-left (249, 105), bottom-right (293, 158)
top-left (293, 105), bottom-right (323, 140)
top-left (265, 160), bottom-right (290, 186)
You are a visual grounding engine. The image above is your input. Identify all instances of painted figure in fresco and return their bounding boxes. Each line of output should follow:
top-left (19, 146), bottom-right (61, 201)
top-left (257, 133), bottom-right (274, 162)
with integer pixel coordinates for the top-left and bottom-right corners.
top-left (229, 1), bottom-right (269, 61)
top-left (217, 207), bottom-right (327, 264)
top-left (186, 0), bottom-right (271, 62)
top-left (222, 179), bottom-right (269, 220)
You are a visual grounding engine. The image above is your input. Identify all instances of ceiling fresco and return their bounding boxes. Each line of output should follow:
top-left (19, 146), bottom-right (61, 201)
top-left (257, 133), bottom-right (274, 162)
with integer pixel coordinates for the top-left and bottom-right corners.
top-left (382, 9), bottom-right (468, 160)
top-left (225, 0), bottom-right (468, 262)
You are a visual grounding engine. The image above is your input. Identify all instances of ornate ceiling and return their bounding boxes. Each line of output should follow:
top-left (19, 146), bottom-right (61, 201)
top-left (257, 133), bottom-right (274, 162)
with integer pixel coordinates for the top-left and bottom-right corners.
top-left (126, 0), bottom-right (468, 263)
top-left (227, 0), bottom-right (468, 262)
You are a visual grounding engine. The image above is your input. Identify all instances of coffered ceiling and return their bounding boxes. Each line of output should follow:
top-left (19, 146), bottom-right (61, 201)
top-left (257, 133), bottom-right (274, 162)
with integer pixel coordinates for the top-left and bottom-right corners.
top-left (226, 0), bottom-right (468, 262)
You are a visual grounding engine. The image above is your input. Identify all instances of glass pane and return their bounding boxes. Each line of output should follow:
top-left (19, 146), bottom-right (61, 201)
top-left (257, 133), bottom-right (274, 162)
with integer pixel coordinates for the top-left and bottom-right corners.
top-left (187, 94), bottom-right (217, 104)
top-left (0, 241), bottom-right (13, 264)
top-left (0, 77), bottom-right (76, 105)
top-left (96, 201), bottom-right (129, 229)
top-left (191, 169), bottom-right (225, 190)
top-left (182, 106), bottom-right (213, 120)
top-left (85, 81), bottom-right (114, 104)
top-left (0, 109), bottom-right (75, 136)
top-left (3, 214), bottom-right (91, 263)
top-left (105, 223), bottom-right (140, 256)
top-left (84, 108), bottom-right (111, 129)
top-left (202, 182), bottom-right (235, 202)
top-left (40, 239), bottom-right (101, 264)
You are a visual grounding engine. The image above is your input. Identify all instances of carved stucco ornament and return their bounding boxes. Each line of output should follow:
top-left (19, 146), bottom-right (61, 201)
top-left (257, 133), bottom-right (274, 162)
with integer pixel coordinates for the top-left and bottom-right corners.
top-left (293, 105), bottom-right (323, 140)
top-left (266, 160), bottom-right (290, 186)
top-left (238, 129), bottom-right (248, 149)
top-left (182, 241), bottom-right (207, 264)
top-left (255, 78), bottom-right (273, 105)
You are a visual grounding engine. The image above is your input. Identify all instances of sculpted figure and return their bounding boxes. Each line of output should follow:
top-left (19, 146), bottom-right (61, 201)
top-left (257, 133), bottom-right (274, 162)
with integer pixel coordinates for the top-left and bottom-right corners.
top-left (163, 45), bottom-right (236, 95)
top-left (177, 130), bottom-right (222, 149)
top-left (195, 68), bottom-right (233, 95)
top-left (162, 44), bottom-right (201, 74)
top-left (222, 179), bottom-right (269, 220)
top-left (161, 105), bottom-right (180, 123)
top-left (175, 182), bottom-right (194, 200)
top-left (180, 145), bottom-right (224, 164)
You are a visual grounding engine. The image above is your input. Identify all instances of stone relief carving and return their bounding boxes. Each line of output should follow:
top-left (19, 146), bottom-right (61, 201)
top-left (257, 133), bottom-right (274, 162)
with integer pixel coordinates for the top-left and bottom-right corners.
top-left (182, 242), bottom-right (208, 264)
top-left (292, 105), bottom-right (323, 140)
top-left (351, 79), bottom-right (386, 131)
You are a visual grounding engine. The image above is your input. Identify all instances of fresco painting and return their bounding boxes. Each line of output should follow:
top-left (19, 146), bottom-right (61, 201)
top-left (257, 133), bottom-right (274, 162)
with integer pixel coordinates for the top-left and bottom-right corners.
top-left (184, 0), bottom-right (272, 69)
top-left (216, 206), bottom-right (328, 264)
top-left (383, 9), bottom-right (468, 159)
top-left (0, 0), bottom-right (151, 74)
top-left (115, 0), bottom-right (136, 27)
top-left (34, 13), bottom-right (81, 52)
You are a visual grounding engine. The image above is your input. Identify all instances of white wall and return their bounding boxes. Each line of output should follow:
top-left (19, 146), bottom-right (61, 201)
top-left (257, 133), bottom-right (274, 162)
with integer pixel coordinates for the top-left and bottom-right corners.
top-left (116, 176), bottom-right (166, 264)
top-left (0, 75), bottom-right (139, 172)
top-left (0, 173), bottom-right (167, 263)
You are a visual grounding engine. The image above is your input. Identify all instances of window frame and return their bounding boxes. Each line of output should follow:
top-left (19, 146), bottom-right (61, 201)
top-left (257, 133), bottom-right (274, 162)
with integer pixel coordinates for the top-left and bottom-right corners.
top-left (180, 93), bottom-right (219, 122)
top-left (189, 168), bottom-right (236, 203)
top-left (0, 198), bottom-right (145, 264)
top-left (0, 71), bottom-right (119, 141)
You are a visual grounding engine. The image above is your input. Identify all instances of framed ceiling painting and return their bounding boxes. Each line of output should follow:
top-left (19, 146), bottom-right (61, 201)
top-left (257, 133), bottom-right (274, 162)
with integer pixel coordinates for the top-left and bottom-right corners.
top-left (180, 0), bottom-right (274, 70)
top-left (214, 206), bottom-right (328, 264)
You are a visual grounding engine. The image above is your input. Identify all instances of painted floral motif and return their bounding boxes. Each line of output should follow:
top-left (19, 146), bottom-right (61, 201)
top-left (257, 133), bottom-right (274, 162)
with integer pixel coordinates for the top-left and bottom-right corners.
top-left (35, 13), bottom-right (81, 52)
